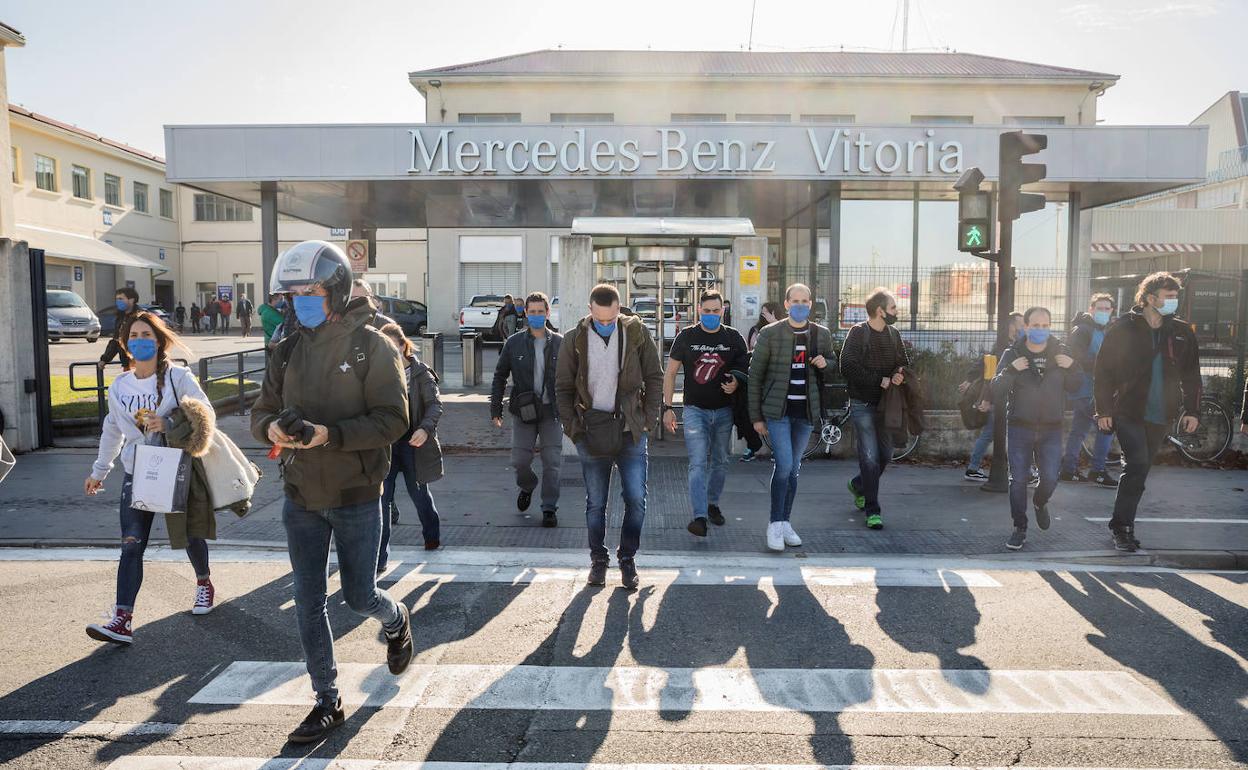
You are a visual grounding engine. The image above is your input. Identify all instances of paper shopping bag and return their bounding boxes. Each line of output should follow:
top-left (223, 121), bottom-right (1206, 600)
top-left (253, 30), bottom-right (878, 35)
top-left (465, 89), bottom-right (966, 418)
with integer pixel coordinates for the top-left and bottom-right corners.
top-left (130, 443), bottom-right (192, 514)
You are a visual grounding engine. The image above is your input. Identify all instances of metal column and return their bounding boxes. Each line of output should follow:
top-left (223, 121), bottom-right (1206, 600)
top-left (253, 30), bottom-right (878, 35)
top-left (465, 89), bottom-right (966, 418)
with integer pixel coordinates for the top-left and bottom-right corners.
top-left (260, 182), bottom-right (278, 297)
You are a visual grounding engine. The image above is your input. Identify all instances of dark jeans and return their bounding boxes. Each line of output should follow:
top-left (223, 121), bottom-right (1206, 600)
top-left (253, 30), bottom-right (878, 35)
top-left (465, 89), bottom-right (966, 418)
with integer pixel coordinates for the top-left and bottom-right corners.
top-left (1061, 396), bottom-right (1113, 474)
top-left (380, 440), bottom-right (442, 566)
top-left (575, 433), bottom-right (648, 563)
top-left (848, 399), bottom-right (894, 515)
top-left (116, 474), bottom-right (210, 610)
top-left (764, 416), bottom-right (812, 522)
top-left (282, 497), bottom-right (403, 705)
top-left (512, 413), bottom-right (563, 512)
top-left (1006, 424), bottom-right (1062, 529)
top-left (1110, 418), bottom-right (1169, 530)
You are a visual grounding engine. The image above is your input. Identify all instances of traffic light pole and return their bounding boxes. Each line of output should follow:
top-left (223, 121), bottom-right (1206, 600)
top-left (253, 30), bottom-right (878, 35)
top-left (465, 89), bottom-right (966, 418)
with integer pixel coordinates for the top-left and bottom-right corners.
top-left (981, 217), bottom-right (1014, 494)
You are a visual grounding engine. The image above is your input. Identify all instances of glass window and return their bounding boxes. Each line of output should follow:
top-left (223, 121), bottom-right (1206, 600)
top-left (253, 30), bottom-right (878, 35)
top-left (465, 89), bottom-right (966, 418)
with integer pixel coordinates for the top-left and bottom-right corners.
top-left (104, 174), bottom-right (121, 206)
top-left (458, 113), bottom-right (521, 123)
top-left (839, 200), bottom-right (915, 326)
top-left (799, 114), bottom-right (855, 123)
top-left (193, 193), bottom-right (253, 221)
top-left (735, 113), bottom-right (790, 122)
top-left (133, 182), bottom-right (149, 213)
top-left (71, 165), bottom-right (91, 199)
top-left (159, 188), bottom-right (174, 219)
top-left (911, 115), bottom-right (974, 125)
top-left (1004, 116), bottom-right (1066, 126)
top-left (34, 154), bottom-right (57, 192)
top-left (550, 113), bottom-right (613, 123)
top-left (9, 146), bottom-right (17, 183)
top-left (671, 113), bottom-right (727, 122)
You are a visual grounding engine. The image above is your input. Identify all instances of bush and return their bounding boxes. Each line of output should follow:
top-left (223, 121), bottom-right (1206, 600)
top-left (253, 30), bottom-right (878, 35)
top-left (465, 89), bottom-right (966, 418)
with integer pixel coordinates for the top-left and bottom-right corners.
top-left (904, 341), bottom-right (979, 411)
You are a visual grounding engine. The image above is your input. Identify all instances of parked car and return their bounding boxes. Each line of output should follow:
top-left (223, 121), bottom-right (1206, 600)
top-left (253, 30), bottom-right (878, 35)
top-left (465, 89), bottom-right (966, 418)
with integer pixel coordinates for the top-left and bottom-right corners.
top-left (375, 296), bottom-right (429, 336)
top-left (459, 294), bottom-right (506, 339)
top-left (96, 303), bottom-right (169, 335)
top-left (632, 296), bottom-right (684, 341)
top-left (46, 290), bottom-right (101, 343)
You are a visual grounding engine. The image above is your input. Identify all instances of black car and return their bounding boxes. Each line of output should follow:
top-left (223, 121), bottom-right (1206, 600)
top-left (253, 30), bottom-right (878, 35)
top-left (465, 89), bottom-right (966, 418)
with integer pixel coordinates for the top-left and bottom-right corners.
top-left (375, 296), bottom-right (429, 336)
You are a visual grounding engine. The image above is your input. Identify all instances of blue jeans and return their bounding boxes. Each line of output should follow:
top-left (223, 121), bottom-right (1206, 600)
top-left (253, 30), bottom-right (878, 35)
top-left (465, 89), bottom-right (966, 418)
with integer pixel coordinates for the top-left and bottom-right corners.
top-left (575, 433), bottom-right (648, 563)
top-left (1006, 424), bottom-right (1062, 529)
top-left (381, 440), bottom-right (442, 566)
top-left (848, 400), bottom-right (894, 515)
top-left (683, 405), bottom-right (734, 519)
top-left (116, 474), bottom-right (210, 610)
top-left (765, 416), bottom-right (812, 523)
top-left (282, 497), bottom-right (404, 705)
top-left (1061, 397), bottom-right (1113, 474)
top-left (968, 412), bottom-right (994, 472)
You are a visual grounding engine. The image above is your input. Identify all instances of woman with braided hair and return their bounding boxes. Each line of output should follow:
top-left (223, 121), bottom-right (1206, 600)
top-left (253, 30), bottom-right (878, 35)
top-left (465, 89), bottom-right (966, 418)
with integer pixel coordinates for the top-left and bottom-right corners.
top-left (83, 312), bottom-right (214, 644)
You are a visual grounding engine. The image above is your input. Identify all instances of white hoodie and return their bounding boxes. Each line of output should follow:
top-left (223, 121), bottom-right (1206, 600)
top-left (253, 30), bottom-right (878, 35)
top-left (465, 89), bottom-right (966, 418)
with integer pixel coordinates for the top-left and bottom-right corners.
top-left (91, 365), bottom-right (209, 481)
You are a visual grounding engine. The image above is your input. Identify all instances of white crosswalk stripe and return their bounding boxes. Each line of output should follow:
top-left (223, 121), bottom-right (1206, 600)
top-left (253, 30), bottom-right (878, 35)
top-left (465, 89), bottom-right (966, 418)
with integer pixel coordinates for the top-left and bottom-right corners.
top-left (189, 661), bottom-right (1179, 715)
top-left (0, 719), bottom-right (179, 737)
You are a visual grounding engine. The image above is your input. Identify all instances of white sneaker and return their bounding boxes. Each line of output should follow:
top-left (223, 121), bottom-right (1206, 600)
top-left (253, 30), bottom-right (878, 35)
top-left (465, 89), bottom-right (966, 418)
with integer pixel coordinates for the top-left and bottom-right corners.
top-left (766, 522), bottom-right (785, 552)
top-left (781, 522), bottom-right (802, 547)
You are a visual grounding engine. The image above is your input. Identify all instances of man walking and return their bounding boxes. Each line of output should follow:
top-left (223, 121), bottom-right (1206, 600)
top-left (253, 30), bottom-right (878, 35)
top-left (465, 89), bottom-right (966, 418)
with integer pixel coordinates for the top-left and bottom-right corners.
top-left (259, 293), bottom-right (285, 344)
top-left (174, 302), bottom-right (187, 333)
top-left (1094, 272), bottom-right (1202, 552)
top-left (237, 294), bottom-right (255, 338)
top-left (491, 291), bottom-right (563, 529)
top-left (960, 312), bottom-right (1023, 481)
top-left (99, 287), bottom-right (141, 371)
top-left (1059, 293), bottom-right (1118, 487)
top-left (205, 298), bottom-right (219, 334)
top-left (839, 288), bottom-right (910, 530)
top-left (991, 306), bottom-right (1083, 551)
top-left (662, 289), bottom-right (749, 538)
top-left (555, 283), bottom-right (662, 589)
top-left (219, 296), bottom-right (233, 334)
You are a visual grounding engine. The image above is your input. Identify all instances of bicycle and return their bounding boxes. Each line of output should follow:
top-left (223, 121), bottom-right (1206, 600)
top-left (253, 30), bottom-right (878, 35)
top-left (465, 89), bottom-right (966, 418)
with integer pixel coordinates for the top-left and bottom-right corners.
top-left (761, 384), bottom-right (920, 461)
top-left (1081, 395), bottom-right (1233, 465)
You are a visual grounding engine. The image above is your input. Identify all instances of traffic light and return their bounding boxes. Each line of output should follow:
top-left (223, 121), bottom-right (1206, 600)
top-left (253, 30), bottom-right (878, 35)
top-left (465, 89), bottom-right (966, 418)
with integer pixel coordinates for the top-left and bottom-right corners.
top-left (998, 131), bottom-right (1047, 221)
top-left (954, 167), bottom-right (993, 254)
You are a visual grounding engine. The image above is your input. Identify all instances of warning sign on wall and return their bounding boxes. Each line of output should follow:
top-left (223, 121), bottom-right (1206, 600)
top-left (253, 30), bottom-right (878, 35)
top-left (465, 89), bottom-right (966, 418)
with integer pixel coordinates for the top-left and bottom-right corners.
top-left (739, 256), bottom-right (761, 287)
top-left (346, 239), bottom-right (369, 274)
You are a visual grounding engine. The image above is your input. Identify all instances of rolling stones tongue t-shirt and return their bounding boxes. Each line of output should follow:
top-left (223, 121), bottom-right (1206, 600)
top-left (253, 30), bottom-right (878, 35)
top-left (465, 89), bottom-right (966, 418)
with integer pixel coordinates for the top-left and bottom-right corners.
top-left (668, 324), bottom-right (749, 411)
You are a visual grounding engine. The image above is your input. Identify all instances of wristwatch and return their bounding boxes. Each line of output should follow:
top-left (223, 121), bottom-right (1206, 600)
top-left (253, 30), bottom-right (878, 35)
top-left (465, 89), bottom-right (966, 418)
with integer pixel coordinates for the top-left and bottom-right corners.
top-left (663, 404), bottom-right (675, 412)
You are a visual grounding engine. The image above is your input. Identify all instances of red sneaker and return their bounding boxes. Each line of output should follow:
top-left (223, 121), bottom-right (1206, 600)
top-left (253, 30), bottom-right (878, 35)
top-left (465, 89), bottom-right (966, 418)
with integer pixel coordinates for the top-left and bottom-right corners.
top-left (193, 578), bottom-right (215, 615)
top-left (86, 608), bottom-right (133, 645)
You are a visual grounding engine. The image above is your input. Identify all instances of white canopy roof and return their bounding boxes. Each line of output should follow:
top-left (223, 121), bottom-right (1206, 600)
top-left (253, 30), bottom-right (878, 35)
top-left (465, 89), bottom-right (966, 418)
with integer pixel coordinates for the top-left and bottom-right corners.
top-left (16, 225), bottom-right (162, 270)
top-left (571, 217), bottom-right (756, 237)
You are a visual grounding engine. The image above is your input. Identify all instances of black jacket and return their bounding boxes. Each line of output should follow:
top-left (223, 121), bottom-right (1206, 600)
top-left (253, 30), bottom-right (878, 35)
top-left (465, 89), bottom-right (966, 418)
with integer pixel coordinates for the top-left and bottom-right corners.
top-left (992, 337), bottom-right (1083, 428)
top-left (405, 356), bottom-right (444, 483)
top-left (491, 328), bottom-right (563, 419)
top-left (1093, 307), bottom-right (1201, 423)
top-left (1067, 311), bottom-right (1112, 398)
top-left (100, 309), bottom-right (141, 367)
top-left (839, 322), bottom-right (909, 405)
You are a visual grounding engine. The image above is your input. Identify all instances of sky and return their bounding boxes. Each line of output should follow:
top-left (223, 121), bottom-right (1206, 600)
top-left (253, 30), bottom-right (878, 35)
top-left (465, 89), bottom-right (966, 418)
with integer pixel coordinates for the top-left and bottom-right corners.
top-left (3, 0), bottom-right (1246, 156)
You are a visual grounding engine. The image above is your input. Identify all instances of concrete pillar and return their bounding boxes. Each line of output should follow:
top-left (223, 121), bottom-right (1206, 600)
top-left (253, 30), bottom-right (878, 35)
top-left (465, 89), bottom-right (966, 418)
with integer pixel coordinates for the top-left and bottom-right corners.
top-left (260, 182), bottom-right (278, 296)
top-left (558, 235), bottom-right (593, 331)
top-left (1068, 193), bottom-right (1092, 321)
top-left (730, 236), bottom-right (769, 331)
top-left (0, 239), bottom-right (37, 451)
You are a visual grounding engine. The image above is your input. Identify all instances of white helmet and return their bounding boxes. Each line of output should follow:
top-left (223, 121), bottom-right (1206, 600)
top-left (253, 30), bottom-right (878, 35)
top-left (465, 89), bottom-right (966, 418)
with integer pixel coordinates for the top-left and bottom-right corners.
top-left (269, 240), bottom-right (353, 315)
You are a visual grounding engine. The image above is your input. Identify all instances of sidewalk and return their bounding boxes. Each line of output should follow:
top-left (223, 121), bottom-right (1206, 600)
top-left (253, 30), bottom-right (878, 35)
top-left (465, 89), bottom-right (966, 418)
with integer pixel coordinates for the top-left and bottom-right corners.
top-left (5, 405), bottom-right (1247, 568)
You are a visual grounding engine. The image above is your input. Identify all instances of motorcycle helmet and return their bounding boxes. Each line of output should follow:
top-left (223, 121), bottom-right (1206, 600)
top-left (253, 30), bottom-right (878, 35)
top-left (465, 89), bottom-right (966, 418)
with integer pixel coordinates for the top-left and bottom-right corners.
top-left (269, 240), bottom-right (353, 317)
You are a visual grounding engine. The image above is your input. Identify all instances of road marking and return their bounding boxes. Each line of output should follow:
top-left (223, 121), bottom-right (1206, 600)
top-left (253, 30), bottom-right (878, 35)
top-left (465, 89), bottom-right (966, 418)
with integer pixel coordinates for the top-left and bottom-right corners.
top-left (1085, 516), bottom-right (1248, 525)
top-left (106, 760), bottom-right (1219, 770)
top-left (0, 720), bottom-right (178, 737)
top-left (190, 661), bottom-right (1179, 715)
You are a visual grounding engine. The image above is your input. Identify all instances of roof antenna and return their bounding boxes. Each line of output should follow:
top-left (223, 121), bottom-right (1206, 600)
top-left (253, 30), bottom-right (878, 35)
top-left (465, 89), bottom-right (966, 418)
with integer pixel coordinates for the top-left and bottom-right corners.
top-left (747, 0), bottom-right (757, 52)
top-left (902, 0), bottom-right (910, 52)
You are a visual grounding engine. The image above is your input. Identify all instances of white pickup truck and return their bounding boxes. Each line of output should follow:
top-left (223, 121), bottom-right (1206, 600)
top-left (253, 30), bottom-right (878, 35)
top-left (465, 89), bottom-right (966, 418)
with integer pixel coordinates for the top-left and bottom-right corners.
top-left (458, 294), bottom-right (505, 339)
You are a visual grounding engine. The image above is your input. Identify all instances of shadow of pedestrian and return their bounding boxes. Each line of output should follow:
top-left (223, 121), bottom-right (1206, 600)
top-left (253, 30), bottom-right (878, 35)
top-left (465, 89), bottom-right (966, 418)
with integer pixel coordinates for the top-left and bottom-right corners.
top-left (875, 572), bottom-right (989, 695)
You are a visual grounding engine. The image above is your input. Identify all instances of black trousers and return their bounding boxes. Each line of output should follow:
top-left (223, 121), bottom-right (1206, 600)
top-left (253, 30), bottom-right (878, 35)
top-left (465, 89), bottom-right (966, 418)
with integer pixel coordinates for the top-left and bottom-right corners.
top-left (1109, 417), bottom-right (1169, 530)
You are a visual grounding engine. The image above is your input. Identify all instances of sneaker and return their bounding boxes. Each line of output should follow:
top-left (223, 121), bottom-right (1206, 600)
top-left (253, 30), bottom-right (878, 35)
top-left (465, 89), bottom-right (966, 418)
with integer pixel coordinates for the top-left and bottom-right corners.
top-left (847, 479), bottom-right (865, 511)
top-left (1034, 502), bottom-right (1051, 531)
top-left (1111, 528), bottom-right (1138, 552)
top-left (192, 578), bottom-right (215, 616)
top-left (740, 448), bottom-right (758, 463)
top-left (781, 522), bottom-right (802, 547)
top-left (963, 468), bottom-right (988, 482)
top-left (707, 504), bottom-right (726, 526)
top-left (541, 509), bottom-right (558, 528)
top-left (1058, 470), bottom-right (1087, 483)
top-left (86, 608), bottom-right (133, 645)
top-left (1090, 471), bottom-right (1119, 489)
top-left (1027, 473), bottom-right (1040, 488)
top-left (619, 558), bottom-right (639, 590)
top-left (587, 560), bottom-right (608, 586)
top-left (385, 603), bottom-right (413, 675)
top-left (287, 697), bottom-right (345, 744)
top-left (390, 506), bottom-right (399, 525)
top-left (1106, 454), bottom-right (1124, 468)
top-left (517, 489), bottom-right (533, 512)
top-left (424, 539), bottom-right (440, 550)
top-left (1006, 528), bottom-right (1027, 551)
top-left (766, 522), bottom-right (785, 552)
top-left (687, 517), bottom-right (709, 537)
top-left (865, 513), bottom-right (883, 530)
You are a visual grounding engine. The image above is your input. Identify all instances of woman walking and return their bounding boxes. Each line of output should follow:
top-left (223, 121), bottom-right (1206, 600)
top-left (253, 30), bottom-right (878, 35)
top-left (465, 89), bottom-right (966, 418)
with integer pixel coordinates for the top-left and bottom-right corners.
top-left (83, 312), bottom-right (215, 644)
top-left (378, 323), bottom-right (444, 570)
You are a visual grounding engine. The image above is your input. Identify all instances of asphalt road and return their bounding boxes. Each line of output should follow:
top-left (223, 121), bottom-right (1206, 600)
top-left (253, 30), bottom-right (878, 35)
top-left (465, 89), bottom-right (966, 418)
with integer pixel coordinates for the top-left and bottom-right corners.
top-left (0, 546), bottom-right (1244, 769)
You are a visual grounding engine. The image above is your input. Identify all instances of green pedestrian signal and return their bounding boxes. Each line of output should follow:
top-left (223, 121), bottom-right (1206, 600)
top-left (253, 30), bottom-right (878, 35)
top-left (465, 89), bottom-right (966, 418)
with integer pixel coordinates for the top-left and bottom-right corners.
top-left (964, 225), bottom-right (984, 248)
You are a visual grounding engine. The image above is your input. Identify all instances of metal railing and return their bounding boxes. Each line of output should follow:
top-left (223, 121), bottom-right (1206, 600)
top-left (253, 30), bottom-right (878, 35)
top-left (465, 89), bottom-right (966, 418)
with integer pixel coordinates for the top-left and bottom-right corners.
top-left (198, 348), bottom-right (269, 415)
top-left (67, 358), bottom-right (190, 428)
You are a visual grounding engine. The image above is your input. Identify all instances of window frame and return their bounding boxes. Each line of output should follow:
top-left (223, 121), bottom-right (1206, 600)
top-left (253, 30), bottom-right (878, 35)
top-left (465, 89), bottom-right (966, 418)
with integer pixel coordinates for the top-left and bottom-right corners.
top-left (192, 192), bottom-right (254, 222)
top-left (133, 181), bottom-right (149, 213)
top-left (71, 164), bottom-right (92, 200)
top-left (104, 173), bottom-right (122, 207)
top-left (159, 188), bottom-right (175, 219)
top-left (457, 113), bottom-right (521, 123)
top-left (34, 154), bottom-right (58, 192)
top-left (671, 113), bottom-right (728, 123)
top-left (9, 145), bottom-right (19, 184)
top-left (910, 115), bottom-right (974, 125)
top-left (549, 112), bottom-right (614, 123)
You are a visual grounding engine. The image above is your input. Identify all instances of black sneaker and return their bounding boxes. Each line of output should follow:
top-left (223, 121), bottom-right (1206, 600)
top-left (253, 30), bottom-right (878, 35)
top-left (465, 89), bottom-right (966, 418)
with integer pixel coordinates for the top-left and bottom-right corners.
top-left (1034, 501), bottom-right (1051, 530)
top-left (687, 517), bottom-right (708, 537)
top-left (587, 560), bottom-right (608, 586)
top-left (1091, 471), bottom-right (1119, 489)
top-left (707, 504), bottom-right (726, 526)
top-left (963, 468), bottom-right (988, 482)
top-left (619, 558), bottom-right (639, 590)
top-left (541, 509), bottom-right (558, 528)
top-left (1111, 528), bottom-right (1138, 552)
top-left (1058, 470), bottom-right (1087, 482)
top-left (517, 489), bottom-right (533, 512)
top-left (385, 603), bottom-right (413, 675)
top-left (1006, 528), bottom-right (1027, 551)
top-left (287, 697), bottom-right (345, 744)
top-left (1027, 473), bottom-right (1040, 488)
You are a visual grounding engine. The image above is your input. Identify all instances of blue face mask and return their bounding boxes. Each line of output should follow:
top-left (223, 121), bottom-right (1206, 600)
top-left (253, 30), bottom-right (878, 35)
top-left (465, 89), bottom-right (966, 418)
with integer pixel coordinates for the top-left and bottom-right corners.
top-left (700, 313), bottom-right (721, 331)
top-left (526, 313), bottom-right (547, 330)
top-left (592, 319), bottom-right (616, 337)
top-left (787, 304), bottom-right (811, 323)
top-left (127, 337), bottom-right (157, 362)
top-left (1026, 328), bottom-right (1051, 345)
top-left (293, 295), bottom-right (328, 329)
top-left (1092, 310), bottom-right (1112, 326)
top-left (515, 304), bottom-right (524, 312)
top-left (276, 300), bottom-right (288, 311)
top-left (1159, 298), bottom-right (1179, 316)
top-left (116, 299), bottom-right (130, 312)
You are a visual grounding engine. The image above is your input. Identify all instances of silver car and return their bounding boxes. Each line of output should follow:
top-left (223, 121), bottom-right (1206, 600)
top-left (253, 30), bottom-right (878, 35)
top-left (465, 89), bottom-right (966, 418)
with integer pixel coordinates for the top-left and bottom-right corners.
top-left (46, 290), bottom-right (101, 343)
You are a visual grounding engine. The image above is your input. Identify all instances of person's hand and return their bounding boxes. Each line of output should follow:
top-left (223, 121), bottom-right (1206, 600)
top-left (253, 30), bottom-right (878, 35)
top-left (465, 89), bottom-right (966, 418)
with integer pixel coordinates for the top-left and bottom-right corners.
top-left (84, 477), bottom-right (103, 496)
top-left (811, 355), bottom-right (828, 370)
top-left (721, 377), bottom-right (739, 394)
top-left (302, 424), bottom-right (330, 448)
top-left (976, 400), bottom-right (991, 413)
top-left (1179, 415), bottom-right (1199, 434)
top-left (753, 420), bottom-right (768, 438)
top-left (492, 416), bottom-right (504, 429)
top-left (1055, 354), bottom-right (1074, 369)
top-left (663, 410), bottom-right (678, 434)
top-left (957, 381), bottom-right (971, 395)
top-left (410, 428), bottom-right (429, 448)
top-left (1097, 416), bottom-right (1114, 433)
top-left (267, 421), bottom-right (293, 446)
top-left (880, 377), bottom-right (891, 390)
top-left (891, 372), bottom-right (905, 386)
top-left (1011, 357), bottom-right (1030, 372)
top-left (142, 414), bottom-right (165, 433)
